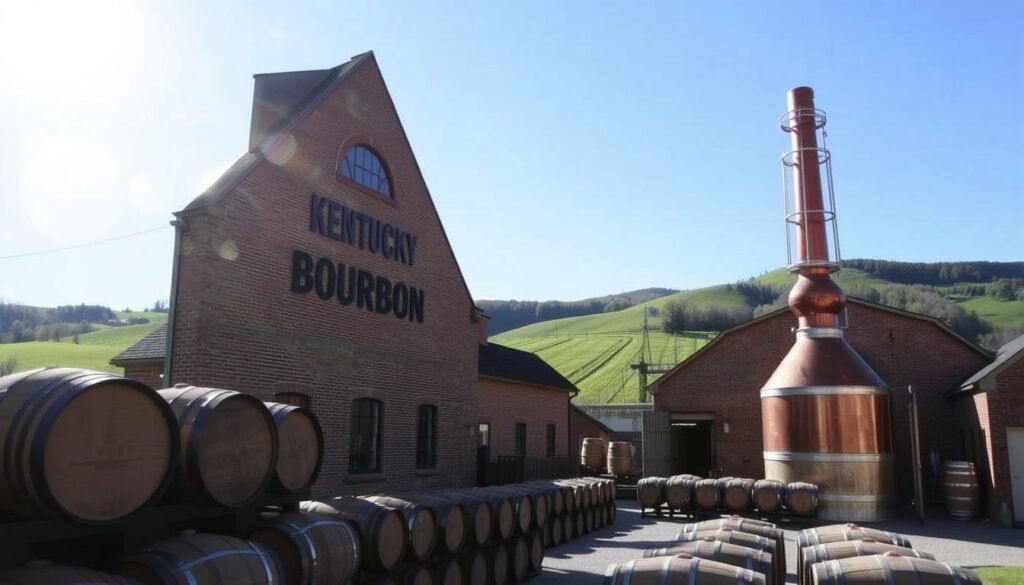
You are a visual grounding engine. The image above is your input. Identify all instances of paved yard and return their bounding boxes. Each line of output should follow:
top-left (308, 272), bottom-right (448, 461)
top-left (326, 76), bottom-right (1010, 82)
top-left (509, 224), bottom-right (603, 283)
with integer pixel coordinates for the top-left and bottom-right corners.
top-left (534, 502), bottom-right (1024, 584)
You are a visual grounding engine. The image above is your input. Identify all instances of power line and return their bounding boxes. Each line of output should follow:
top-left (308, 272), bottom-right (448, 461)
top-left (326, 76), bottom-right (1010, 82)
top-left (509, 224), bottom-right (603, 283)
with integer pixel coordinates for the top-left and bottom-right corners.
top-left (0, 225), bottom-right (171, 260)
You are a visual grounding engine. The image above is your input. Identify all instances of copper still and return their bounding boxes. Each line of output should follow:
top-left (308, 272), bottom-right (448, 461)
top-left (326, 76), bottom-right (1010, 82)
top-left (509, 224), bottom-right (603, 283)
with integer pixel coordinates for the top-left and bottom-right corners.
top-left (760, 87), bottom-right (895, 521)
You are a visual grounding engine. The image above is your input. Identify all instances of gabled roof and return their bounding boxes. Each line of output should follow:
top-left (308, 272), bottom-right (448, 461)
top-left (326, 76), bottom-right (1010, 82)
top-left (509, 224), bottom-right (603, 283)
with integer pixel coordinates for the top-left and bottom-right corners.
top-left (110, 324), bottom-right (167, 365)
top-left (649, 296), bottom-right (992, 393)
top-left (956, 332), bottom-right (1024, 393)
top-left (571, 404), bottom-right (613, 433)
top-left (479, 343), bottom-right (577, 394)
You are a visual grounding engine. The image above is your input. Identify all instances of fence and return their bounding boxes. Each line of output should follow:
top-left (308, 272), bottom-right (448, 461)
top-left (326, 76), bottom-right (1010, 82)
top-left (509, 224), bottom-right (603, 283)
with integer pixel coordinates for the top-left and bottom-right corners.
top-left (479, 455), bottom-right (577, 486)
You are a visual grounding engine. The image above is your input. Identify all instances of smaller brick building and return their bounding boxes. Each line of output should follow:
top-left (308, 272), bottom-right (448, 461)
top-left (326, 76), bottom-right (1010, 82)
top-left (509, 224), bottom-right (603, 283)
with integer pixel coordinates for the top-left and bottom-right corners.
top-left (570, 404), bottom-right (612, 457)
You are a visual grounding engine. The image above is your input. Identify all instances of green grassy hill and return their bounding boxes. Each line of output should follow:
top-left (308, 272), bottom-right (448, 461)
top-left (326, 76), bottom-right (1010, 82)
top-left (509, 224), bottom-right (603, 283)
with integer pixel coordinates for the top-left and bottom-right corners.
top-left (0, 311), bottom-right (167, 375)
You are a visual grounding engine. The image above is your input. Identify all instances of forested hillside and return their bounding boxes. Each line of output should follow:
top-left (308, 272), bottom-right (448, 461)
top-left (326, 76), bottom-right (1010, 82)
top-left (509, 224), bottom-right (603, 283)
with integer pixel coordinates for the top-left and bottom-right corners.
top-left (477, 288), bottom-right (677, 334)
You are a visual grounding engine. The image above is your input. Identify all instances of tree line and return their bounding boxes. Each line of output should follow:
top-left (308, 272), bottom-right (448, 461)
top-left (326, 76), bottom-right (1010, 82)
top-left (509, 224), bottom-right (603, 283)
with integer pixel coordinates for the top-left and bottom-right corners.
top-left (844, 259), bottom-right (1024, 286)
top-left (477, 288), bottom-right (677, 334)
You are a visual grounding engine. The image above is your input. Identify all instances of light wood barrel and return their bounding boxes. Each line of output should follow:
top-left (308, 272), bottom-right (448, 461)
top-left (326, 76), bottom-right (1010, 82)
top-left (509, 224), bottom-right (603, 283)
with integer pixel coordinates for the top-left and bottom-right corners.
top-left (637, 477), bottom-right (667, 509)
top-left (448, 490), bottom-right (515, 541)
top-left (786, 483), bottom-right (819, 516)
top-left (159, 385), bottom-right (277, 507)
top-left (508, 535), bottom-right (530, 583)
top-left (477, 487), bottom-right (533, 534)
top-left (264, 402), bottom-right (323, 494)
top-left (665, 476), bottom-right (696, 510)
top-left (720, 516), bottom-right (775, 528)
top-left (800, 540), bottom-right (936, 585)
top-left (942, 461), bottom-right (979, 519)
top-left (676, 528), bottom-right (781, 585)
top-left (722, 478), bottom-right (755, 512)
top-left (797, 524), bottom-right (911, 549)
top-left (607, 442), bottom-right (633, 476)
top-left (581, 438), bottom-right (607, 473)
top-left (459, 548), bottom-right (489, 585)
top-left (503, 484), bottom-right (550, 527)
top-left (249, 512), bottom-right (359, 585)
top-left (300, 498), bottom-right (407, 571)
top-left (643, 538), bottom-right (775, 585)
top-left (810, 553), bottom-right (981, 585)
top-left (752, 480), bottom-right (786, 513)
top-left (555, 481), bottom-right (590, 509)
top-left (486, 542), bottom-right (510, 585)
top-left (525, 481), bottom-right (565, 516)
top-left (682, 520), bottom-right (784, 585)
top-left (435, 491), bottom-right (495, 547)
top-left (118, 533), bottom-right (279, 585)
top-left (0, 566), bottom-right (137, 584)
top-left (0, 368), bottom-right (177, 523)
top-left (362, 495), bottom-right (439, 561)
top-left (605, 554), bottom-right (765, 585)
top-left (693, 479), bottom-right (721, 510)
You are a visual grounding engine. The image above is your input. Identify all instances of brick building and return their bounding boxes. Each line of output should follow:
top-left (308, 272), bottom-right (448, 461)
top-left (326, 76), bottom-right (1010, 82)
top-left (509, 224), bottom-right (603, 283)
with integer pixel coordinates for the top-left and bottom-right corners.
top-left (113, 52), bottom-right (583, 496)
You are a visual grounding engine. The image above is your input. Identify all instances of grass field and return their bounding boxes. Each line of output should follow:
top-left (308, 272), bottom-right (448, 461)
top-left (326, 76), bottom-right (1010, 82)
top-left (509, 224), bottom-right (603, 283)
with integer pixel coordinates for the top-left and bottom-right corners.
top-left (975, 567), bottom-right (1024, 585)
top-left (960, 297), bottom-right (1024, 327)
top-left (0, 312), bottom-right (167, 375)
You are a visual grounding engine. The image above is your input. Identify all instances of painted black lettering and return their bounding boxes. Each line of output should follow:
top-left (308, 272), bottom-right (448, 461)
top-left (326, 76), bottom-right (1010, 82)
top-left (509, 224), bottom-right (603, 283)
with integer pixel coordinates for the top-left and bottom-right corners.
top-left (356, 270), bottom-right (375, 311)
top-left (409, 287), bottom-right (425, 323)
top-left (341, 206), bottom-right (356, 245)
top-left (290, 250), bottom-right (314, 293)
top-left (406, 234), bottom-right (418, 266)
top-left (382, 224), bottom-right (395, 259)
top-left (355, 212), bottom-right (368, 249)
top-left (375, 276), bottom-right (392, 314)
top-left (309, 194), bottom-right (326, 234)
top-left (327, 201), bottom-right (341, 240)
top-left (392, 282), bottom-right (409, 319)
top-left (314, 258), bottom-right (335, 300)
top-left (392, 228), bottom-right (405, 262)
top-left (367, 217), bottom-right (381, 254)
top-left (337, 263), bottom-right (356, 305)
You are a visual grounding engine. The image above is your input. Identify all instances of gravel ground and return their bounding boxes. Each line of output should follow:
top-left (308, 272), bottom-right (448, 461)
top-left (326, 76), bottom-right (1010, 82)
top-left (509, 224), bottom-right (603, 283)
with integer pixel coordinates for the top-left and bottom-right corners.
top-left (533, 502), bottom-right (1024, 584)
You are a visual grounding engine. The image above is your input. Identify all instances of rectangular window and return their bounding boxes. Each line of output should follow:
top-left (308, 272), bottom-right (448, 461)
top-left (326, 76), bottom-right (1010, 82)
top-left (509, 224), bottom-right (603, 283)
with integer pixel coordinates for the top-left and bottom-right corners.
top-left (416, 405), bottom-right (437, 469)
top-left (478, 423), bottom-right (490, 447)
top-left (515, 423), bottom-right (527, 457)
top-left (349, 398), bottom-right (382, 474)
top-left (546, 424), bottom-right (556, 457)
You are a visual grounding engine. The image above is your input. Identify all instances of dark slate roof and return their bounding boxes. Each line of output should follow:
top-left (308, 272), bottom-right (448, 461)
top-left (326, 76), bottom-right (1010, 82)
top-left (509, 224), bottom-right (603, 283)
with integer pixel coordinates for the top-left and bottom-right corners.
top-left (179, 52), bottom-right (373, 216)
top-left (110, 324), bottom-right (167, 365)
top-left (479, 343), bottom-right (577, 394)
top-left (959, 332), bottom-right (1024, 390)
top-left (571, 404), bottom-right (613, 433)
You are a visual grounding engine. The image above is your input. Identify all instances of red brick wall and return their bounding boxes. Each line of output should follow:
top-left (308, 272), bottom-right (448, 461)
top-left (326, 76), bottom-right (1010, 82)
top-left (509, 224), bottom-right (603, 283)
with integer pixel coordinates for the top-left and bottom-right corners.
top-left (992, 357), bottom-right (1024, 522)
top-left (477, 377), bottom-right (570, 459)
top-left (169, 57), bottom-right (480, 496)
top-left (652, 301), bottom-right (990, 503)
top-left (122, 364), bottom-right (163, 390)
top-left (569, 407), bottom-right (611, 460)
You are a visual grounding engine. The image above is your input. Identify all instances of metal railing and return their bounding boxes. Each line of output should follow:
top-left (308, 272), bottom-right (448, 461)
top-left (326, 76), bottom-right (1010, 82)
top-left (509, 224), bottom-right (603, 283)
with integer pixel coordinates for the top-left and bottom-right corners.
top-left (480, 456), bottom-right (577, 486)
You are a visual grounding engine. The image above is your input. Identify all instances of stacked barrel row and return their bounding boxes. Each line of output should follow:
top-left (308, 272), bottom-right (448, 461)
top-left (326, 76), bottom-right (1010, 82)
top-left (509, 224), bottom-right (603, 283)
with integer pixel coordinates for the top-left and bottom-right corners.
top-left (796, 523), bottom-right (981, 585)
top-left (636, 475), bottom-right (818, 517)
top-left (581, 438), bottom-right (636, 477)
top-left (300, 477), bottom-right (616, 584)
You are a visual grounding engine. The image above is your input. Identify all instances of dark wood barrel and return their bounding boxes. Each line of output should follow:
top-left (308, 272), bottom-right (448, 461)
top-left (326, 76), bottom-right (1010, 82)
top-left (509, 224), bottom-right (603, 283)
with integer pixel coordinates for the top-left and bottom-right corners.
top-left (722, 478), bottom-right (755, 512)
top-left (248, 512), bottom-right (359, 585)
top-left (786, 483), bottom-right (819, 516)
top-left (665, 476), bottom-right (696, 510)
top-left (486, 541), bottom-right (510, 585)
top-left (943, 461), bottom-right (979, 519)
top-left (676, 527), bottom-right (781, 585)
top-left (118, 533), bottom-right (280, 585)
top-left (752, 480), bottom-right (786, 513)
top-left (0, 368), bottom-right (178, 523)
top-left (643, 538), bottom-right (775, 585)
top-left (159, 385), bottom-right (277, 507)
top-left (477, 487), bottom-right (533, 534)
top-left (526, 531), bottom-right (544, 574)
top-left (435, 556), bottom-right (463, 585)
top-left (435, 491), bottom-right (494, 547)
top-left (549, 517), bottom-right (563, 547)
top-left (459, 548), bottom-right (489, 585)
top-left (605, 554), bottom-right (766, 585)
top-left (264, 402), bottom-right (323, 494)
top-left (0, 566), bottom-right (137, 584)
top-left (581, 438), bottom-right (607, 473)
top-left (574, 509), bottom-right (587, 536)
top-left (637, 477), bottom-right (667, 509)
top-left (496, 485), bottom-right (548, 528)
top-left (560, 514), bottom-right (574, 541)
top-left (362, 566), bottom-right (433, 585)
top-left (800, 540), bottom-right (936, 585)
top-left (508, 535), bottom-right (530, 583)
top-left (578, 477), bottom-right (606, 505)
top-left (810, 553), bottom-right (981, 585)
top-left (362, 495), bottom-right (440, 561)
top-left (693, 479), bottom-right (721, 510)
top-left (300, 498), bottom-right (408, 571)
top-left (444, 490), bottom-right (513, 542)
top-left (607, 442), bottom-right (633, 476)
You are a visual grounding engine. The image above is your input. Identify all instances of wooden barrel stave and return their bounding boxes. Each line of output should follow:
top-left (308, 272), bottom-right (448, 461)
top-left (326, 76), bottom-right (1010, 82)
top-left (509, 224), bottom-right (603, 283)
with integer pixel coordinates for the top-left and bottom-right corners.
top-left (581, 438), bottom-right (607, 473)
top-left (800, 540), bottom-right (935, 585)
top-left (248, 511), bottom-right (359, 585)
top-left (264, 402), bottom-right (323, 494)
top-left (118, 533), bottom-right (280, 585)
top-left (637, 477), bottom-right (667, 509)
top-left (486, 541), bottom-right (510, 585)
top-left (508, 535), bottom-right (530, 583)
top-left (300, 498), bottom-right (408, 571)
top-left (361, 495), bottom-right (439, 561)
top-left (810, 553), bottom-right (981, 585)
top-left (786, 483), bottom-right (819, 517)
top-left (722, 478), bottom-right (756, 513)
top-left (643, 539), bottom-right (775, 585)
top-left (751, 480), bottom-right (786, 513)
top-left (605, 554), bottom-right (766, 585)
top-left (676, 527), bottom-right (782, 585)
top-left (693, 479), bottom-right (721, 511)
top-left (433, 491), bottom-right (494, 548)
top-left (665, 476), bottom-right (696, 510)
top-left (607, 442), bottom-right (633, 477)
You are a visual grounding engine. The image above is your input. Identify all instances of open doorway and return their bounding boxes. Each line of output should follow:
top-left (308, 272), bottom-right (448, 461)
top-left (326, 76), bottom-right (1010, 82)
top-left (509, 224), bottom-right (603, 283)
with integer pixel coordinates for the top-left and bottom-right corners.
top-left (670, 418), bottom-right (714, 477)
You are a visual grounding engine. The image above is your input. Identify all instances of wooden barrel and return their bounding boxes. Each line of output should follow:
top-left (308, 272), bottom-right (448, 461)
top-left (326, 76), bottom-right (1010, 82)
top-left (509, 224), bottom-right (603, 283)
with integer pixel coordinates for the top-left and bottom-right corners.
top-left (447, 490), bottom-right (515, 541)
top-left (719, 516), bottom-right (776, 529)
top-left (943, 461), bottom-right (979, 519)
top-left (458, 548), bottom-right (489, 585)
top-left (248, 512), bottom-right (359, 585)
top-left (810, 553), bottom-right (981, 585)
top-left (752, 480), bottom-right (786, 513)
top-left (362, 566), bottom-right (433, 585)
top-left (525, 481), bottom-right (565, 516)
top-left (575, 509), bottom-right (587, 536)
top-left (607, 501), bottom-right (617, 526)
top-left (676, 528), bottom-right (781, 585)
top-left (682, 520), bottom-right (784, 585)
top-left (643, 538), bottom-right (775, 585)
top-left (508, 535), bottom-right (530, 583)
top-left (786, 483), bottom-right (819, 516)
top-left (0, 566), bottom-right (137, 584)
top-left (665, 476), bottom-right (696, 510)
top-left (796, 524), bottom-right (911, 549)
top-left (486, 542), bottom-right (510, 585)
top-left (264, 402), bottom-right (323, 494)
top-left (607, 442), bottom-right (633, 476)
top-left (0, 368), bottom-right (178, 523)
top-left (159, 385), bottom-right (277, 507)
top-left (800, 540), bottom-right (936, 585)
top-left (637, 477), bottom-right (667, 509)
top-left (693, 479), bottom-right (721, 510)
top-left (555, 480), bottom-right (590, 509)
top-left (552, 481), bottom-right (583, 512)
top-left (118, 533), bottom-right (280, 585)
top-left (477, 487), bottom-right (533, 534)
top-left (605, 553), bottom-right (766, 585)
top-left (300, 498), bottom-right (407, 571)
top-left (502, 484), bottom-right (550, 527)
top-left (435, 556), bottom-right (463, 585)
top-left (362, 496), bottom-right (439, 561)
top-left (396, 494), bottom-right (468, 555)
top-left (526, 531), bottom-right (544, 574)
top-left (722, 478), bottom-right (755, 512)
top-left (561, 514), bottom-right (574, 541)
top-left (581, 438), bottom-right (607, 473)
top-left (435, 491), bottom-right (494, 547)
top-left (550, 517), bottom-right (563, 547)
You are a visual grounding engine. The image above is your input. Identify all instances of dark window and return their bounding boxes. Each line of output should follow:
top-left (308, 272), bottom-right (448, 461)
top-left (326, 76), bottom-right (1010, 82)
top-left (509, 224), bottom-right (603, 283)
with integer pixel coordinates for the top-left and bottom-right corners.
top-left (349, 398), bottom-right (382, 473)
top-left (340, 145), bottom-right (391, 197)
top-left (478, 423), bottom-right (490, 447)
top-left (546, 424), bottom-right (556, 457)
top-left (515, 423), bottom-right (527, 457)
top-left (416, 405), bottom-right (437, 469)
top-left (274, 392), bottom-right (311, 409)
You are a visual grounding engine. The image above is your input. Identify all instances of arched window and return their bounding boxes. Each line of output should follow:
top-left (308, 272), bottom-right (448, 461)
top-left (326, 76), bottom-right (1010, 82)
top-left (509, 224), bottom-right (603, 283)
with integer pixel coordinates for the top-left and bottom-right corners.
top-left (340, 145), bottom-right (392, 197)
top-left (349, 398), bottom-right (382, 473)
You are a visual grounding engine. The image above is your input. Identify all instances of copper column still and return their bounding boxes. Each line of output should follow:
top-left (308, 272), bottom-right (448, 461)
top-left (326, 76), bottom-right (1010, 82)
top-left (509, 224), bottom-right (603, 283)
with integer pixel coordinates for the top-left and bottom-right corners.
top-left (760, 87), bottom-right (895, 521)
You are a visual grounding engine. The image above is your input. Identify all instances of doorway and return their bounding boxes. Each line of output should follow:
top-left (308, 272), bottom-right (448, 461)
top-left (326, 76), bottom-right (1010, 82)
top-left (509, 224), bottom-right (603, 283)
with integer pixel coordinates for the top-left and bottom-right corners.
top-left (670, 419), bottom-right (714, 477)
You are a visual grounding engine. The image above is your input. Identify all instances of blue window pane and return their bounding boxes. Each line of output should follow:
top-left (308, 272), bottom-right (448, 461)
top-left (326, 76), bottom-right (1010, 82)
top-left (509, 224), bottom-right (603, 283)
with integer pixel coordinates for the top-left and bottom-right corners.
top-left (340, 145), bottom-right (391, 198)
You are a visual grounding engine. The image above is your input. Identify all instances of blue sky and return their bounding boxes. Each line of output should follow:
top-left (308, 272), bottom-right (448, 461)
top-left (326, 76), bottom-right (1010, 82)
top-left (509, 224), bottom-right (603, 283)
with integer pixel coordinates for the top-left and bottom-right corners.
top-left (1, 0), bottom-right (1021, 309)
